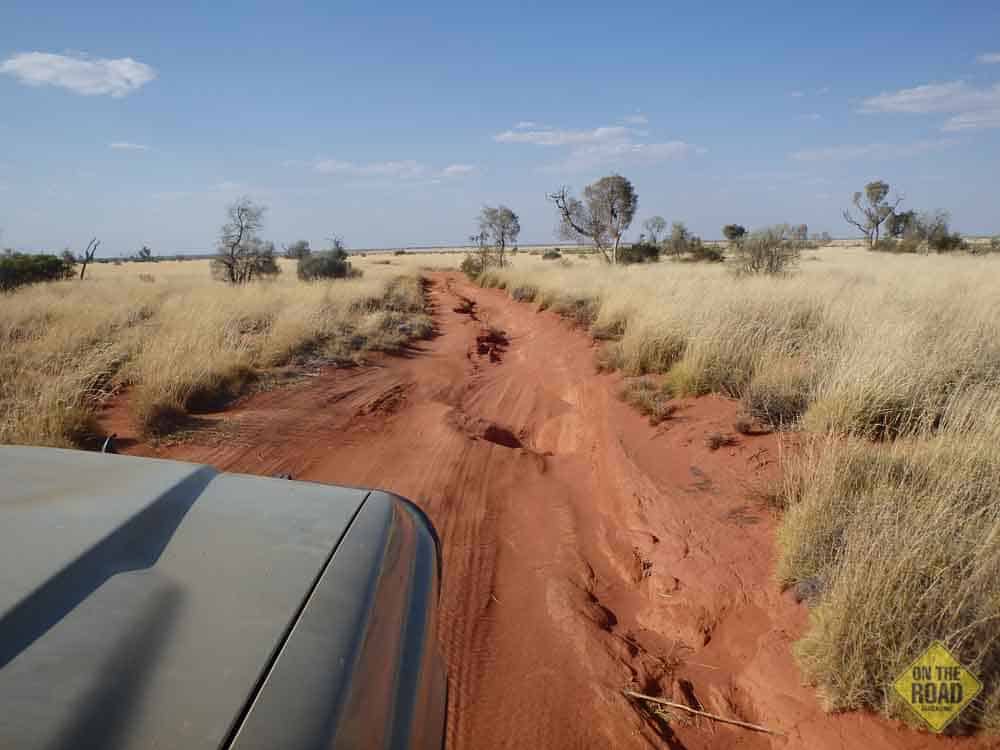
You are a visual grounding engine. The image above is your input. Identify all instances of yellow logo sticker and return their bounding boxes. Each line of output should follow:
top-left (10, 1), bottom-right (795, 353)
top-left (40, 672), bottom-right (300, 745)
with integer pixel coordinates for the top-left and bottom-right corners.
top-left (892, 642), bottom-right (982, 732)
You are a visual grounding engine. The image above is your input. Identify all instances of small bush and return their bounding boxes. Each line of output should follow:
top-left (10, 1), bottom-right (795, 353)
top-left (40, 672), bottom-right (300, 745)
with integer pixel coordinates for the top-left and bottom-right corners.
top-left (704, 431), bottom-right (737, 450)
top-left (297, 249), bottom-right (356, 280)
top-left (618, 242), bottom-right (660, 264)
top-left (875, 210), bottom-right (966, 254)
top-left (393, 250), bottom-right (407, 256)
top-left (542, 248), bottom-right (562, 260)
top-left (0, 253), bottom-right (76, 292)
top-left (970, 237), bottom-right (1000, 255)
top-left (510, 285), bottom-right (537, 302)
top-left (872, 238), bottom-right (919, 254)
top-left (744, 356), bottom-right (814, 427)
top-left (460, 253), bottom-right (485, 278)
top-left (688, 241), bottom-right (725, 263)
top-left (620, 379), bottom-right (676, 424)
top-left (734, 225), bottom-right (800, 275)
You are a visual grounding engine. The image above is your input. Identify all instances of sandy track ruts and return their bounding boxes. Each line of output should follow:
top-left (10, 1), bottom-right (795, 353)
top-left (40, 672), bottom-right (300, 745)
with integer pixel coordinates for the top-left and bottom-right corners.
top-left (102, 273), bottom-right (989, 749)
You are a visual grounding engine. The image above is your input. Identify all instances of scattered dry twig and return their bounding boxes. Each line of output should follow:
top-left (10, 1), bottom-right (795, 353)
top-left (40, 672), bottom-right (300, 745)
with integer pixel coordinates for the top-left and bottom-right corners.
top-left (623, 689), bottom-right (782, 736)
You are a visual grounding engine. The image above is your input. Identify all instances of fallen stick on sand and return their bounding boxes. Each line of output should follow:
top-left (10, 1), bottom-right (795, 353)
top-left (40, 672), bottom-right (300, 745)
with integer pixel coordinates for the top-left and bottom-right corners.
top-left (623, 689), bottom-right (782, 736)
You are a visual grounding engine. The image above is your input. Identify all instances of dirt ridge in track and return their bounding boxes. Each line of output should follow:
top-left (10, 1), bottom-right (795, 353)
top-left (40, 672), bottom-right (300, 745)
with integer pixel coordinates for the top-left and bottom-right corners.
top-left (102, 273), bottom-right (987, 749)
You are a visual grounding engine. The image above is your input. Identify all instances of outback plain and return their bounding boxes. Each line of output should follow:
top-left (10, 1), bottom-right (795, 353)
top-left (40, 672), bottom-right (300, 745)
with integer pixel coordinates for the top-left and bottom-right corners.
top-left (3, 216), bottom-right (1000, 748)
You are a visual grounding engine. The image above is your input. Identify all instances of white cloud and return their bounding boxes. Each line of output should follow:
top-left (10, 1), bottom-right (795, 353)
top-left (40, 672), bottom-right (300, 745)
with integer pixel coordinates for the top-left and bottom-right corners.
top-left (977, 53), bottom-right (1000, 64)
top-left (513, 121), bottom-right (537, 129)
top-left (792, 87), bottom-right (829, 98)
top-left (109, 141), bottom-right (149, 151)
top-left (315, 159), bottom-right (425, 179)
top-left (549, 139), bottom-right (704, 173)
top-left (860, 80), bottom-right (1000, 131)
top-left (494, 126), bottom-right (631, 146)
top-left (496, 122), bottom-right (703, 172)
top-left (942, 109), bottom-right (1000, 131)
top-left (790, 139), bottom-right (957, 162)
top-left (860, 80), bottom-right (1000, 114)
top-left (309, 159), bottom-right (475, 181)
top-left (799, 113), bottom-right (823, 121)
top-left (623, 113), bottom-right (649, 125)
top-left (0, 52), bottom-right (156, 97)
top-left (440, 163), bottom-right (476, 177)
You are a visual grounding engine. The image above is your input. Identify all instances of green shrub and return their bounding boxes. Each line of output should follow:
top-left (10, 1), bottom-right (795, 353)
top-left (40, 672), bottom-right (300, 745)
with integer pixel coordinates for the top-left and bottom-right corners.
top-left (460, 253), bottom-right (484, 278)
top-left (618, 242), bottom-right (660, 264)
top-left (874, 211), bottom-right (966, 254)
top-left (688, 241), bottom-right (725, 263)
top-left (297, 249), bottom-right (357, 280)
top-left (541, 248), bottom-right (562, 260)
top-left (0, 252), bottom-right (76, 292)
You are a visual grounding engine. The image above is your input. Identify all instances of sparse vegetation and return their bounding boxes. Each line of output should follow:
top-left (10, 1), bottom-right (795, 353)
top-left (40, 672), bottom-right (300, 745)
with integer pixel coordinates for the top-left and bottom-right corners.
top-left (873, 210), bottom-right (966, 254)
top-left (0, 257), bottom-right (433, 445)
top-left (733, 224), bottom-right (801, 275)
top-left (619, 379), bottom-right (676, 424)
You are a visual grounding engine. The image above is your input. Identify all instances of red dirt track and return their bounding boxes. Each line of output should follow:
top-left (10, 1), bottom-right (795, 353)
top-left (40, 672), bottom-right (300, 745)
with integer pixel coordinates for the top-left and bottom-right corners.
top-left (102, 273), bottom-right (986, 749)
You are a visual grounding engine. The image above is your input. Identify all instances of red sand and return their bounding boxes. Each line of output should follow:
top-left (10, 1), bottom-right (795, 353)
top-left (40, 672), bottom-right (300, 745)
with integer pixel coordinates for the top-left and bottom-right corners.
top-left (101, 273), bottom-right (991, 749)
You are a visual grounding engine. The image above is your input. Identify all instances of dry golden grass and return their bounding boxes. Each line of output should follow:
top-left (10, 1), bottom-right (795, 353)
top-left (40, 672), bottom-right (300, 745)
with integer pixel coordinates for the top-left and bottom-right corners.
top-left (479, 244), bottom-right (1000, 731)
top-left (1, 256), bottom-right (435, 444)
top-left (480, 245), bottom-right (1000, 438)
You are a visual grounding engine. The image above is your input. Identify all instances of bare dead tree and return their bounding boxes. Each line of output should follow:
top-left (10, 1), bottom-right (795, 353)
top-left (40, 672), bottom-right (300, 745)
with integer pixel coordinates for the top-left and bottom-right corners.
top-left (843, 180), bottom-right (903, 248)
top-left (78, 238), bottom-right (100, 280)
top-left (548, 175), bottom-right (638, 264)
top-left (212, 197), bottom-right (279, 284)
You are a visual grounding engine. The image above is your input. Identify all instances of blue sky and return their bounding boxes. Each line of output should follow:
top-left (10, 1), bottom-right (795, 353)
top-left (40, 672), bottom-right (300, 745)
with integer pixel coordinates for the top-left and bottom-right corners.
top-left (1, 1), bottom-right (999, 254)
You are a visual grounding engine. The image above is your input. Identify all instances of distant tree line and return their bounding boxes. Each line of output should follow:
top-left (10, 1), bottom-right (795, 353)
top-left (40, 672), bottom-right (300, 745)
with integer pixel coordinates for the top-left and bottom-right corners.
top-left (3, 173), bottom-right (997, 294)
